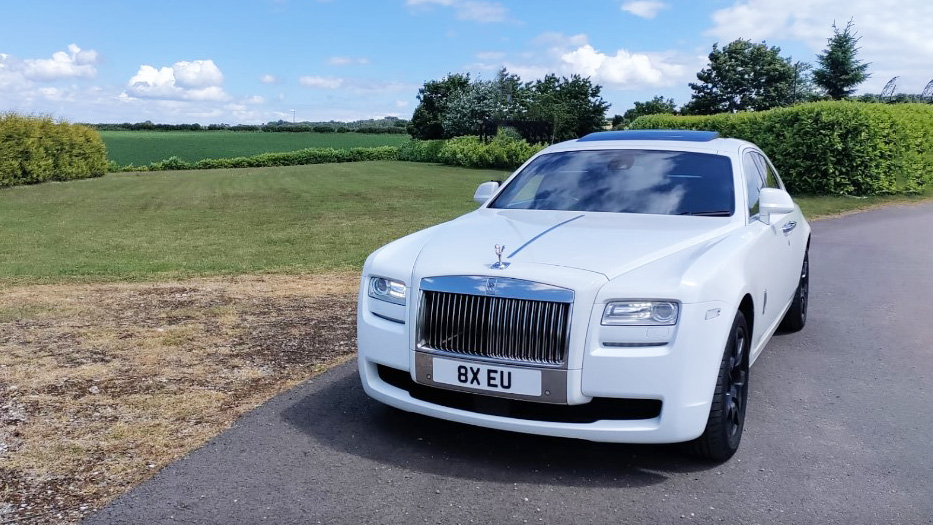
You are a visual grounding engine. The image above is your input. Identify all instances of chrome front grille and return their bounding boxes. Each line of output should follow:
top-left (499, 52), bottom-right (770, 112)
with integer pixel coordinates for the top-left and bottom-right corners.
top-left (418, 279), bottom-right (572, 366)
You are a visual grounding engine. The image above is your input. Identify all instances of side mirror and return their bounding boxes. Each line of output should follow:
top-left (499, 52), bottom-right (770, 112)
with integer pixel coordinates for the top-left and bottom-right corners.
top-left (473, 181), bottom-right (500, 205)
top-left (758, 187), bottom-right (795, 225)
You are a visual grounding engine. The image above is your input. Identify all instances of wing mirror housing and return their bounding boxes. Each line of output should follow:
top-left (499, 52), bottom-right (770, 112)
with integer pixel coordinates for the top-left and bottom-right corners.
top-left (473, 181), bottom-right (500, 205)
top-left (758, 187), bottom-right (795, 225)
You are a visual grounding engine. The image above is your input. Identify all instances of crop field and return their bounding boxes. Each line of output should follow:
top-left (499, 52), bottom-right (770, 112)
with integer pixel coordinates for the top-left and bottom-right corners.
top-left (100, 131), bottom-right (410, 166)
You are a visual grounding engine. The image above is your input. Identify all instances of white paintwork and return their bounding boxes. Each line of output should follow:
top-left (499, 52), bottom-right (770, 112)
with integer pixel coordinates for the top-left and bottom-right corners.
top-left (357, 135), bottom-right (810, 444)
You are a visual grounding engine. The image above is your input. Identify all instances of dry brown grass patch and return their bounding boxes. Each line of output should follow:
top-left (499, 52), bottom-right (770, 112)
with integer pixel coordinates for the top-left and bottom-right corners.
top-left (0, 273), bottom-right (359, 523)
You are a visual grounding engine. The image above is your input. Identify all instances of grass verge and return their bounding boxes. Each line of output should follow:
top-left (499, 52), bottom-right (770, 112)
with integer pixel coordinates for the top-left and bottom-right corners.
top-left (795, 186), bottom-right (932, 218)
top-left (0, 273), bottom-right (359, 523)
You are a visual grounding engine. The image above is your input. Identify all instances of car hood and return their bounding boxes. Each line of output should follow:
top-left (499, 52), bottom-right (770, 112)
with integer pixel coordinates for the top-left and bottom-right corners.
top-left (413, 209), bottom-right (736, 280)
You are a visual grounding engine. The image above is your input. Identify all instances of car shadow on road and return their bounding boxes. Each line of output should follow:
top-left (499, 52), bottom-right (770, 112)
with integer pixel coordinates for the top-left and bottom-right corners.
top-left (282, 367), bottom-right (721, 489)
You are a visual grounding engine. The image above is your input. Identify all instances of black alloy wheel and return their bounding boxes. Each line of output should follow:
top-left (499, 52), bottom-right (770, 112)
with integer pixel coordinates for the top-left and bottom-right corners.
top-left (688, 311), bottom-right (750, 461)
top-left (779, 249), bottom-right (809, 333)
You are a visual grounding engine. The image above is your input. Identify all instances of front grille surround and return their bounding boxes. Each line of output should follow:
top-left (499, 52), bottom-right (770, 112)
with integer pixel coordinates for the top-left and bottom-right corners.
top-left (417, 276), bottom-right (573, 368)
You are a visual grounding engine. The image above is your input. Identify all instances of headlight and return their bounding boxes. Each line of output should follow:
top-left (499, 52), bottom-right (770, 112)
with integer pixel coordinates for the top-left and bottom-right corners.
top-left (369, 276), bottom-right (407, 305)
top-left (601, 301), bottom-right (680, 326)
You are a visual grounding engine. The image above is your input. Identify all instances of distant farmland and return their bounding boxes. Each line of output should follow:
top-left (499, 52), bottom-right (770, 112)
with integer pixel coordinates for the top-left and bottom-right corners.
top-left (100, 131), bottom-right (409, 166)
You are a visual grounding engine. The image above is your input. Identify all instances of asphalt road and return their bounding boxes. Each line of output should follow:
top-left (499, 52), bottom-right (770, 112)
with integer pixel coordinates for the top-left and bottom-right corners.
top-left (88, 202), bottom-right (933, 525)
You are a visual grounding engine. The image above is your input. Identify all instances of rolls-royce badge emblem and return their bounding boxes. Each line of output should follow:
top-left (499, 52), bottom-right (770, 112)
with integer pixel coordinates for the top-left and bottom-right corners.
top-left (491, 244), bottom-right (509, 269)
top-left (485, 278), bottom-right (497, 295)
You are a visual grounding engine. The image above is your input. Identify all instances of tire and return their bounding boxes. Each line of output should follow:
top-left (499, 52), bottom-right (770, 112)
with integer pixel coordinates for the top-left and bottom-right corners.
top-left (779, 249), bottom-right (809, 333)
top-left (687, 311), bottom-right (750, 461)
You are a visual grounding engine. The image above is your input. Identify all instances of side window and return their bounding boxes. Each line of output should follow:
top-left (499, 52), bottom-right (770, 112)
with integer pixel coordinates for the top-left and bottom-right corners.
top-left (510, 174), bottom-right (544, 205)
top-left (743, 152), bottom-right (765, 218)
top-left (753, 152), bottom-right (782, 189)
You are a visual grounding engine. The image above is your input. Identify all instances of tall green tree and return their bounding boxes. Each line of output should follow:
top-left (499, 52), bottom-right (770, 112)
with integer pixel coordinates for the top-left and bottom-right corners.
top-left (684, 39), bottom-right (796, 115)
top-left (619, 96), bottom-right (677, 127)
top-left (812, 20), bottom-right (870, 100)
top-left (526, 74), bottom-right (609, 141)
top-left (442, 69), bottom-right (529, 137)
top-left (407, 73), bottom-right (471, 139)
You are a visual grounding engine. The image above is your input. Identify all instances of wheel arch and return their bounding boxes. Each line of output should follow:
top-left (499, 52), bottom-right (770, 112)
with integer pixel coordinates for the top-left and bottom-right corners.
top-left (737, 293), bottom-right (754, 363)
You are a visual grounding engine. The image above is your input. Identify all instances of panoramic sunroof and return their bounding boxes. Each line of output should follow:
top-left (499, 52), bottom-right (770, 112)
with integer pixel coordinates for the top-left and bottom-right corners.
top-left (578, 130), bottom-right (720, 142)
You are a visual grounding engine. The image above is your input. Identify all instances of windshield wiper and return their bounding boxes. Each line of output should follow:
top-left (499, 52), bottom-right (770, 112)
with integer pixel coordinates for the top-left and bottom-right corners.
top-left (678, 210), bottom-right (732, 217)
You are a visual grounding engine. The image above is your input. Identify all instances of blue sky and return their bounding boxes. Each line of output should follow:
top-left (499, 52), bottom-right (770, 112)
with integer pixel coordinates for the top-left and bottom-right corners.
top-left (1, 0), bottom-right (930, 124)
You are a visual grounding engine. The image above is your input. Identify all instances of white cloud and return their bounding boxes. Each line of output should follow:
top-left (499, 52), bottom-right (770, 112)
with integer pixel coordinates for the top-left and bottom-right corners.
top-left (0, 54), bottom-right (29, 91)
top-left (39, 87), bottom-right (63, 100)
top-left (299, 75), bottom-right (345, 89)
top-left (706, 0), bottom-right (933, 92)
top-left (125, 59), bottom-right (228, 101)
top-left (500, 32), bottom-right (691, 90)
top-left (560, 45), bottom-right (685, 88)
top-left (260, 74), bottom-right (279, 84)
top-left (395, 99), bottom-right (410, 108)
top-left (327, 56), bottom-right (370, 66)
top-left (245, 95), bottom-right (265, 104)
top-left (172, 59), bottom-right (224, 89)
top-left (183, 86), bottom-right (227, 101)
top-left (621, 1), bottom-right (667, 19)
top-left (14, 44), bottom-right (99, 81)
top-left (405, 0), bottom-right (510, 23)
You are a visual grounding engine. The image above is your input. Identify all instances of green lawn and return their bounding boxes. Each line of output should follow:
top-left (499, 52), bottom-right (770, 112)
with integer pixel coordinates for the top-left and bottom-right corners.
top-left (795, 187), bottom-right (931, 218)
top-left (0, 160), bottom-right (929, 284)
top-left (0, 161), bottom-right (504, 284)
top-left (100, 131), bottom-right (409, 166)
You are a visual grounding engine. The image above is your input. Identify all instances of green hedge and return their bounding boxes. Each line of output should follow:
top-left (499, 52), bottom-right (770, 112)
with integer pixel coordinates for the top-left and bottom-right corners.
top-left (398, 131), bottom-right (545, 170)
top-left (117, 146), bottom-right (400, 172)
top-left (0, 113), bottom-right (108, 187)
top-left (631, 102), bottom-right (933, 196)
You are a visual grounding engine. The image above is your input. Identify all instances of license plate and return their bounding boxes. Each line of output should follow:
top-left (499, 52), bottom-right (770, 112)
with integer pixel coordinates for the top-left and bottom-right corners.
top-left (431, 357), bottom-right (541, 397)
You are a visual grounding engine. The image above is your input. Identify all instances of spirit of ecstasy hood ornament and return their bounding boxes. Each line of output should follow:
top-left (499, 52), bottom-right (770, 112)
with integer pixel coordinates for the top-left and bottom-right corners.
top-left (492, 244), bottom-right (510, 269)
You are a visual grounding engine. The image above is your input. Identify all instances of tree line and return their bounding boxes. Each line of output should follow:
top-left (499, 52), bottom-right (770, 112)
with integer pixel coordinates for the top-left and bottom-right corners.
top-left (409, 21), bottom-right (886, 141)
top-left (611, 20), bottom-right (897, 128)
top-left (407, 69), bottom-right (609, 143)
top-left (89, 117), bottom-right (409, 133)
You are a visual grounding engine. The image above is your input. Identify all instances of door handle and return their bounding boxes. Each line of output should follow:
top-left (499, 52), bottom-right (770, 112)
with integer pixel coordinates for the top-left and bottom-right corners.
top-left (782, 221), bottom-right (797, 235)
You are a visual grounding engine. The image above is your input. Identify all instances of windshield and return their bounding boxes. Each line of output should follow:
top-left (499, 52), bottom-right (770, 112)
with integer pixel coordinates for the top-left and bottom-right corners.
top-left (489, 149), bottom-right (735, 216)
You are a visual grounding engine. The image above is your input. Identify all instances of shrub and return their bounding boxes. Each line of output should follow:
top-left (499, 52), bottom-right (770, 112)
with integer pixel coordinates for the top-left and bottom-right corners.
top-left (399, 131), bottom-right (545, 170)
top-left (397, 139), bottom-right (446, 163)
top-left (149, 156), bottom-right (192, 171)
top-left (631, 101), bottom-right (933, 196)
top-left (0, 113), bottom-right (108, 187)
top-left (133, 146), bottom-right (400, 172)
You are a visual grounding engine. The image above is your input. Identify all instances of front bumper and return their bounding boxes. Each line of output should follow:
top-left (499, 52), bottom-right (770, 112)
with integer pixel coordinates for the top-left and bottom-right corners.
top-left (357, 299), bottom-right (734, 444)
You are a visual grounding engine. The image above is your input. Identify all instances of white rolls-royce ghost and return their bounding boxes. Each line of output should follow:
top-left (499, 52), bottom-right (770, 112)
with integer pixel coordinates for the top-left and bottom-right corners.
top-left (357, 130), bottom-right (810, 460)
